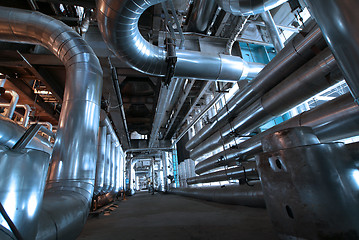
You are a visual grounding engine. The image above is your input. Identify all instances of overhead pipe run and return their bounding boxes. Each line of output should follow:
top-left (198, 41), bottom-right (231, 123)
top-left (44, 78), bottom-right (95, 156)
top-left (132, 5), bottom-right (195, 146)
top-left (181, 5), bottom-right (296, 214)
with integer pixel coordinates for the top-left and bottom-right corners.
top-left (216, 0), bottom-right (288, 16)
top-left (0, 6), bottom-right (103, 239)
top-left (96, 0), bottom-right (264, 82)
top-left (260, 10), bottom-right (284, 52)
top-left (186, 22), bottom-right (325, 151)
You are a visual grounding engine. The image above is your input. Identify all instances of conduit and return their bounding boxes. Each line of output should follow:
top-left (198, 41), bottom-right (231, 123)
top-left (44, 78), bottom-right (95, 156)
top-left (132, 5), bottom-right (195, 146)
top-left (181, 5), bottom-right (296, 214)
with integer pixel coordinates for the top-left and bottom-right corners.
top-left (0, 6), bottom-right (103, 239)
top-left (96, 0), bottom-right (264, 82)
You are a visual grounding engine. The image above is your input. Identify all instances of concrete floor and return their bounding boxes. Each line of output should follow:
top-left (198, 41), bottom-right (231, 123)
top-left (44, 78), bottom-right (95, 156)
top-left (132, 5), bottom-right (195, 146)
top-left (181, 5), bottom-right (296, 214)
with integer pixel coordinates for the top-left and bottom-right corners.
top-left (78, 192), bottom-right (278, 240)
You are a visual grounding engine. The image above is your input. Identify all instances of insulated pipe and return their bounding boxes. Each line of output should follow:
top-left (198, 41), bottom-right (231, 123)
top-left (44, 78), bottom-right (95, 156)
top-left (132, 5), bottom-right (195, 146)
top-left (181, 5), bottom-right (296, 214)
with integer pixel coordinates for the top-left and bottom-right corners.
top-left (115, 146), bottom-right (121, 192)
top-left (0, 103), bottom-right (31, 127)
top-left (0, 6), bottom-right (103, 239)
top-left (29, 122), bottom-right (54, 141)
top-left (96, 0), bottom-right (264, 82)
top-left (216, 0), bottom-right (288, 16)
top-left (195, 93), bottom-right (359, 174)
top-left (186, 22), bottom-right (325, 151)
top-left (103, 134), bottom-right (112, 193)
top-left (100, 110), bottom-right (120, 146)
top-left (191, 48), bottom-right (339, 159)
top-left (3, 90), bottom-right (19, 119)
top-left (187, 0), bottom-right (218, 33)
top-left (304, 0), bottom-right (359, 104)
top-left (260, 11), bottom-right (284, 52)
top-left (187, 166), bottom-right (258, 185)
top-left (94, 126), bottom-right (107, 195)
top-left (110, 140), bottom-right (116, 192)
top-left (171, 184), bottom-right (265, 207)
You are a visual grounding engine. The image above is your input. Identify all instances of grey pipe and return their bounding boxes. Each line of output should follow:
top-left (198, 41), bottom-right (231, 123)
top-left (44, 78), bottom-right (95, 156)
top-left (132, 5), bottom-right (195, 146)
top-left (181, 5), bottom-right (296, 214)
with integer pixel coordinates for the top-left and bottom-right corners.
top-left (110, 140), bottom-right (116, 192)
top-left (186, 22), bottom-right (324, 151)
top-left (100, 110), bottom-right (120, 146)
top-left (96, 0), bottom-right (264, 82)
top-left (191, 48), bottom-right (339, 159)
top-left (3, 90), bottom-right (19, 119)
top-left (0, 6), bottom-right (103, 240)
top-left (216, 0), bottom-right (288, 16)
top-left (304, 0), bottom-right (359, 104)
top-left (187, 0), bottom-right (218, 33)
top-left (94, 126), bottom-right (107, 195)
top-left (260, 11), bottom-right (284, 52)
top-left (187, 166), bottom-right (258, 185)
top-left (195, 93), bottom-right (359, 174)
top-left (103, 134), bottom-right (112, 193)
top-left (171, 184), bottom-right (265, 208)
top-left (0, 103), bottom-right (31, 127)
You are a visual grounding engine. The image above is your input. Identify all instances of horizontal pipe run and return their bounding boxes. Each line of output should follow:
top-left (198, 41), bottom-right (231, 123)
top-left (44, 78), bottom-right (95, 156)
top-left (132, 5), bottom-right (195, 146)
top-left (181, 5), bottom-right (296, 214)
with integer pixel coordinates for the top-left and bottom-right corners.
top-left (186, 22), bottom-right (325, 151)
top-left (216, 0), bottom-right (288, 16)
top-left (190, 48), bottom-right (339, 159)
top-left (195, 93), bottom-right (359, 174)
top-left (171, 183), bottom-right (265, 208)
top-left (187, 166), bottom-right (258, 185)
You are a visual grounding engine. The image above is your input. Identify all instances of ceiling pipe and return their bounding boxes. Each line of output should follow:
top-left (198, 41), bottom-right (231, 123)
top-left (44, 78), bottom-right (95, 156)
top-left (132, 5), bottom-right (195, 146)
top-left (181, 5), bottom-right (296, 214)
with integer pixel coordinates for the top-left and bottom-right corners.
top-left (191, 48), bottom-right (339, 159)
top-left (304, 0), bottom-right (359, 104)
top-left (216, 0), bottom-right (288, 16)
top-left (96, 0), bottom-right (264, 82)
top-left (0, 103), bottom-right (31, 127)
top-left (260, 10), bottom-right (284, 52)
top-left (0, 6), bottom-right (103, 239)
top-left (195, 93), bottom-right (359, 174)
top-left (185, 22), bottom-right (324, 151)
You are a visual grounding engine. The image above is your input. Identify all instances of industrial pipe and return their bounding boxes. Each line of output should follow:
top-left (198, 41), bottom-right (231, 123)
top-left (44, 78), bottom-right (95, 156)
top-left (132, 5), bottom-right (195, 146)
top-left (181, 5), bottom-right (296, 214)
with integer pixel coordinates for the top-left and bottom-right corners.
top-left (260, 10), bottom-right (284, 52)
top-left (97, 0), bottom-right (264, 82)
top-left (195, 93), bottom-right (359, 174)
top-left (2, 90), bottom-right (19, 119)
top-left (94, 126), bottom-right (107, 195)
top-left (1, 103), bottom-right (31, 127)
top-left (191, 48), bottom-right (339, 159)
top-left (186, 22), bottom-right (325, 151)
top-left (216, 0), bottom-right (287, 16)
top-left (187, 0), bottom-right (218, 33)
top-left (304, 0), bottom-right (359, 104)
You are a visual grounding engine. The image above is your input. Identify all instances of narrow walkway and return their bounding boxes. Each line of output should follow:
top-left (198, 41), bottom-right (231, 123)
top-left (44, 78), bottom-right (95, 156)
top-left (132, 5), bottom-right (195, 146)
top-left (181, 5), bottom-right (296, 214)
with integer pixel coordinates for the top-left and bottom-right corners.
top-left (78, 192), bottom-right (277, 240)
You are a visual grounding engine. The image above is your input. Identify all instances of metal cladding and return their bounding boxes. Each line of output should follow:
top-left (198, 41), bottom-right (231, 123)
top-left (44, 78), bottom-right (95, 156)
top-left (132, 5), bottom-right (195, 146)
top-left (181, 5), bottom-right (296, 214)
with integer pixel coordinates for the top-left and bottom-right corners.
top-left (305, 0), bottom-right (359, 104)
top-left (190, 48), bottom-right (339, 159)
top-left (257, 127), bottom-right (359, 238)
top-left (96, 0), bottom-right (264, 81)
top-left (0, 146), bottom-right (50, 240)
top-left (216, 0), bottom-right (288, 16)
top-left (195, 93), bottom-right (359, 175)
top-left (171, 184), bottom-right (265, 208)
top-left (94, 126), bottom-right (107, 195)
top-left (3, 90), bottom-right (19, 119)
top-left (187, 0), bottom-right (218, 33)
top-left (0, 6), bottom-right (103, 239)
top-left (185, 22), bottom-right (325, 151)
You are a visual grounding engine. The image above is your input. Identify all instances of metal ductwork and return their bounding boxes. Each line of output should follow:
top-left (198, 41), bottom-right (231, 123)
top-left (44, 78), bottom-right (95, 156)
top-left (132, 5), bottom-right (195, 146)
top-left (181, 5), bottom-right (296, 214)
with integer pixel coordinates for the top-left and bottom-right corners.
top-left (190, 47), bottom-right (339, 159)
top-left (0, 6), bottom-right (103, 239)
top-left (216, 0), bottom-right (288, 16)
top-left (171, 184), bottom-right (265, 207)
top-left (96, 0), bottom-right (264, 82)
top-left (186, 22), bottom-right (325, 151)
top-left (195, 93), bottom-right (359, 174)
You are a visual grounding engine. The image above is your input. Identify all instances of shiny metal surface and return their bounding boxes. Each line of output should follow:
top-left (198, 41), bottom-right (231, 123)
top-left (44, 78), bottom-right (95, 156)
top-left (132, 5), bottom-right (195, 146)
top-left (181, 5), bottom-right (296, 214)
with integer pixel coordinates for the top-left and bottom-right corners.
top-left (3, 90), bottom-right (19, 119)
top-left (97, 0), bottom-right (264, 81)
top-left (191, 48), bottom-right (339, 159)
top-left (0, 146), bottom-right (50, 240)
top-left (257, 127), bottom-right (359, 239)
top-left (217, 0), bottom-right (287, 15)
top-left (103, 134), bottom-right (112, 193)
top-left (195, 93), bottom-right (359, 174)
top-left (186, 22), bottom-right (324, 151)
top-left (260, 11), bottom-right (284, 52)
top-left (100, 110), bottom-right (120, 146)
top-left (94, 126), bottom-right (107, 195)
top-left (171, 183), bottom-right (265, 207)
top-left (305, 0), bottom-right (359, 104)
top-left (110, 141), bottom-right (116, 192)
top-left (0, 6), bottom-right (103, 239)
top-left (187, 166), bottom-right (258, 185)
top-left (0, 104), bottom-right (31, 127)
top-left (187, 0), bottom-right (217, 33)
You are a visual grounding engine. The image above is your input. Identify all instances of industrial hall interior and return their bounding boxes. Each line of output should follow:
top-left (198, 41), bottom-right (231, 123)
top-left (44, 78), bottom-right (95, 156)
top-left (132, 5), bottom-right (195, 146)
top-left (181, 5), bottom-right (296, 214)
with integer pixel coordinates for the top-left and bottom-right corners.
top-left (0, 0), bottom-right (359, 239)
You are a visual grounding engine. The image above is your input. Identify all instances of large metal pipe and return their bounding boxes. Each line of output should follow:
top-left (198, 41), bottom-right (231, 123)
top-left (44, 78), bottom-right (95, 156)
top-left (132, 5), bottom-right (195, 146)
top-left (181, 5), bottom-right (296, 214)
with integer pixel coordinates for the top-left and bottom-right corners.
top-left (0, 6), bottom-right (103, 240)
top-left (0, 103), bottom-right (31, 127)
top-left (171, 183), bottom-right (265, 207)
top-left (260, 10), bottom-right (284, 52)
top-left (187, 166), bottom-right (258, 185)
top-left (103, 134), bottom-right (112, 193)
top-left (195, 93), bottom-right (359, 174)
top-left (186, 22), bottom-right (325, 151)
top-left (187, 0), bottom-right (218, 33)
top-left (304, 0), bottom-right (359, 104)
top-left (100, 110), bottom-right (120, 146)
top-left (94, 126), bottom-right (107, 195)
top-left (216, 0), bottom-right (287, 15)
top-left (96, 0), bottom-right (264, 82)
top-left (191, 48), bottom-right (339, 159)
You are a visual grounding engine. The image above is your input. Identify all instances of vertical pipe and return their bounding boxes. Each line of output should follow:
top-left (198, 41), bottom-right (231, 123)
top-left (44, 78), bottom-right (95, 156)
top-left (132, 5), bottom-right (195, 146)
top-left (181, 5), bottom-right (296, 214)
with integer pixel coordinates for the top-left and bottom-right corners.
top-left (111, 141), bottom-right (116, 192)
top-left (94, 126), bottom-right (107, 195)
top-left (103, 134), bottom-right (112, 193)
top-left (260, 10), bottom-right (284, 52)
top-left (21, 104), bottom-right (31, 128)
top-left (4, 90), bottom-right (19, 119)
top-left (304, 0), bottom-right (359, 103)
